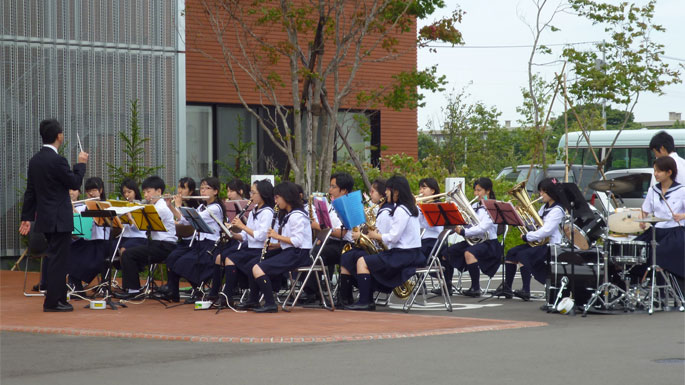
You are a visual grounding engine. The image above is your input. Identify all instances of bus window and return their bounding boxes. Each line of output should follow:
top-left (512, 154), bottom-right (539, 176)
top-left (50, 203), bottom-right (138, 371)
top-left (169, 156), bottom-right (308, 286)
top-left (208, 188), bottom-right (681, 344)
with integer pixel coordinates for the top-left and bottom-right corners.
top-left (606, 148), bottom-right (629, 170)
top-left (630, 148), bottom-right (650, 168)
top-left (567, 148), bottom-right (584, 165)
top-left (677, 147), bottom-right (685, 158)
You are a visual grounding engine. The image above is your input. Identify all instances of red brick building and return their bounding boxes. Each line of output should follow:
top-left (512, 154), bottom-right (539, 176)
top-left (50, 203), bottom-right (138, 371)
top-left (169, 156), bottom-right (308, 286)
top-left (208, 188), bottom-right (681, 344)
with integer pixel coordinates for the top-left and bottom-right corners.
top-left (183, 1), bottom-right (418, 180)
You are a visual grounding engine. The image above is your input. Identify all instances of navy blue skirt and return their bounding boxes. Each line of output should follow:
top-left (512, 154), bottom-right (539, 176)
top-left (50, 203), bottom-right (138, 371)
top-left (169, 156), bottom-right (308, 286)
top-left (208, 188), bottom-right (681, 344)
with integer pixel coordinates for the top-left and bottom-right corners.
top-left (442, 239), bottom-right (503, 277)
top-left (636, 226), bottom-right (685, 278)
top-left (421, 238), bottom-right (437, 259)
top-left (340, 247), bottom-right (367, 275)
top-left (120, 237), bottom-right (147, 250)
top-left (506, 243), bottom-right (550, 284)
top-left (68, 239), bottom-right (109, 284)
top-left (171, 240), bottom-right (217, 284)
top-left (225, 248), bottom-right (262, 275)
top-left (165, 241), bottom-right (191, 271)
top-left (252, 248), bottom-right (312, 277)
top-left (363, 247), bottom-right (425, 290)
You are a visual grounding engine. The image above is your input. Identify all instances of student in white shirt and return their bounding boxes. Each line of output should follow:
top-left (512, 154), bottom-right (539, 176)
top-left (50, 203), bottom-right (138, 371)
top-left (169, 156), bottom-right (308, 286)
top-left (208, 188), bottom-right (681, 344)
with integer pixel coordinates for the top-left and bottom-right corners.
top-left (500, 178), bottom-right (566, 301)
top-left (636, 156), bottom-right (685, 279)
top-left (115, 176), bottom-right (177, 299)
top-left (418, 177), bottom-right (445, 258)
top-left (118, 178), bottom-right (147, 252)
top-left (649, 131), bottom-right (685, 186)
top-left (345, 176), bottom-right (424, 311)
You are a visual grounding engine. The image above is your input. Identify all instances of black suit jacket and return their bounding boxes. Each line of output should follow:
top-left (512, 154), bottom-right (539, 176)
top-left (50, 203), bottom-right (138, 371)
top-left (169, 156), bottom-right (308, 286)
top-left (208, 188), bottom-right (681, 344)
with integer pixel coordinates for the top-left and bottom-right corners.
top-left (21, 146), bottom-right (86, 233)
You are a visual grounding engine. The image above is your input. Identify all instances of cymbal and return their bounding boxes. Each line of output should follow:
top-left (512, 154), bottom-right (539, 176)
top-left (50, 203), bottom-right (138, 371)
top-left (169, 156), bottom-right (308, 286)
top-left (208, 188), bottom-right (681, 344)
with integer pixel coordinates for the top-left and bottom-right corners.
top-left (588, 179), bottom-right (634, 194)
top-left (634, 216), bottom-right (669, 223)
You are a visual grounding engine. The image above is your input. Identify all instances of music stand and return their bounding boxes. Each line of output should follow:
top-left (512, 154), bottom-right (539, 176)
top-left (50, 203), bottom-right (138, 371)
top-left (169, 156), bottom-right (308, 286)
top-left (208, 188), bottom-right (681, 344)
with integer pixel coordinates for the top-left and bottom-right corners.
top-left (331, 191), bottom-right (366, 230)
top-left (480, 200), bottom-right (526, 302)
top-left (179, 207), bottom-right (216, 247)
top-left (314, 197), bottom-right (332, 229)
top-left (418, 202), bottom-right (467, 227)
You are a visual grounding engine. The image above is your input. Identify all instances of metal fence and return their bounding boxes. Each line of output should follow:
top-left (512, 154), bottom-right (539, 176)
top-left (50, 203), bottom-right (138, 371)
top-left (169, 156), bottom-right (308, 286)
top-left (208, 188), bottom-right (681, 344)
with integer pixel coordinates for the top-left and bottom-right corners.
top-left (0, 0), bottom-right (183, 256)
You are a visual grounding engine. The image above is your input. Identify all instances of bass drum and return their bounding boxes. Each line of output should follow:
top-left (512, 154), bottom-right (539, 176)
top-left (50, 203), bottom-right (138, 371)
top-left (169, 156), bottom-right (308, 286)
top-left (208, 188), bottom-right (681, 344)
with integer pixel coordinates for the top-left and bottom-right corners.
top-left (562, 212), bottom-right (606, 250)
top-left (548, 248), bottom-right (602, 307)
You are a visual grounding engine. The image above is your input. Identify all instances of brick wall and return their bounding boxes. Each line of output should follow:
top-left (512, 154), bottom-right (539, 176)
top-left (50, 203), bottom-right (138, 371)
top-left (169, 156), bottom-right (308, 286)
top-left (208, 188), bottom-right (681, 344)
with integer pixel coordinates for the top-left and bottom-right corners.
top-left (185, 0), bottom-right (418, 158)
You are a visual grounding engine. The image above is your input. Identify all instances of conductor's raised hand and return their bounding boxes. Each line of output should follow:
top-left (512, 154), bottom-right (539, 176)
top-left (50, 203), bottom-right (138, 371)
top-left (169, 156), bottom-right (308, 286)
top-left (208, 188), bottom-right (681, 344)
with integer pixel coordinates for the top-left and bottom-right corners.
top-left (78, 151), bottom-right (89, 164)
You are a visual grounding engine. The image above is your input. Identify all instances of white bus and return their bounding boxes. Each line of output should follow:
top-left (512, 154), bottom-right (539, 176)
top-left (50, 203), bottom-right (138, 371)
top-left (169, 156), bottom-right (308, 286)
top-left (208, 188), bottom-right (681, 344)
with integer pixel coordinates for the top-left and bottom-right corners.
top-left (557, 128), bottom-right (685, 171)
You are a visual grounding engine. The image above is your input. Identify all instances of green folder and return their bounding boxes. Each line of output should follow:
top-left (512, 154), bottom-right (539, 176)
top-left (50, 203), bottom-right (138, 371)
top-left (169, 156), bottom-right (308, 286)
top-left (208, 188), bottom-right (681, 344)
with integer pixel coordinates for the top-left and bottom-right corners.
top-left (73, 214), bottom-right (93, 239)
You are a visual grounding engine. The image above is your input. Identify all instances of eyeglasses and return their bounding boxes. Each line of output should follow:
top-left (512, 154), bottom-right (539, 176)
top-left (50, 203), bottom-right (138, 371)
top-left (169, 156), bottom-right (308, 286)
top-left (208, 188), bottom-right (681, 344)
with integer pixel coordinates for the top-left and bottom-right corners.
top-left (329, 185), bottom-right (338, 190)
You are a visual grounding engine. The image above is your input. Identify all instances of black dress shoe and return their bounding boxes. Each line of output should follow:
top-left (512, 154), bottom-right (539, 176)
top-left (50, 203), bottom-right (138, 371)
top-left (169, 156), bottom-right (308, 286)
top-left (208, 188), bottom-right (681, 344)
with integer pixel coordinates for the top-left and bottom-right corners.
top-left (235, 301), bottom-right (259, 310)
top-left (492, 285), bottom-right (514, 299)
top-left (57, 300), bottom-right (74, 310)
top-left (44, 303), bottom-right (74, 312)
top-left (431, 287), bottom-right (456, 296)
top-left (462, 288), bottom-right (482, 297)
top-left (212, 296), bottom-right (233, 308)
top-left (113, 291), bottom-right (141, 300)
top-left (344, 302), bottom-right (376, 311)
top-left (32, 284), bottom-right (46, 292)
top-left (514, 290), bottom-right (531, 301)
top-left (253, 304), bottom-right (278, 313)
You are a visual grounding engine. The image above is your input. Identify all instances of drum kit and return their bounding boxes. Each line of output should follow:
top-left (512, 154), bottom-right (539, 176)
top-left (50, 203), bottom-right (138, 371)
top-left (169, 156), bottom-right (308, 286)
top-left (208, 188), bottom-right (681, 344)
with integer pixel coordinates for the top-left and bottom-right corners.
top-left (547, 177), bottom-right (684, 315)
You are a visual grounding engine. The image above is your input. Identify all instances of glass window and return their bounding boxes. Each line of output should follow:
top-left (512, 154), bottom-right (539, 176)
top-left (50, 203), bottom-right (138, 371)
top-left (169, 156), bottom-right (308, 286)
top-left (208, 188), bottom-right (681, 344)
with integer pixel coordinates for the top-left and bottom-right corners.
top-left (185, 105), bottom-right (213, 181)
top-left (676, 147), bottom-right (684, 158)
top-left (606, 148), bottom-right (629, 170)
top-left (216, 106), bottom-right (257, 181)
top-left (336, 112), bottom-right (371, 163)
top-left (629, 148), bottom-right (650, 168)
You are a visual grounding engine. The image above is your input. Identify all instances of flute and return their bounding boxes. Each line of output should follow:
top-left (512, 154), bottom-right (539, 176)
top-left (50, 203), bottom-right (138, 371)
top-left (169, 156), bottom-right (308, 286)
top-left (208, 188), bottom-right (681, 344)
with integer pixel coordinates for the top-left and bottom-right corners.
top-left (259, 206), bottom-right (280, 261)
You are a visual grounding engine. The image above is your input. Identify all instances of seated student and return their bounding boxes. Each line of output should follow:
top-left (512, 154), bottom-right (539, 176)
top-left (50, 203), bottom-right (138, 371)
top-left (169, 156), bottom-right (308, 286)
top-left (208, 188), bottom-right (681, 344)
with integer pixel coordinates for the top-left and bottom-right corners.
top-left (418, 178), bottom-right (444, 258)
top-left (208, 179), bottom-right (275, 306)
top-left (236, 182), bottom-right (312, 313)
top-left (499, 178), bottom-right (565, 301)
top-left (178, 177), bottom-right (200, 209)
top-left (636, 156), bottom-right (685, 280)
top-left (440, 178), bottom-right (503, 297)
top-left (118, 178), bottom-right (147, 253)
top-left (164, 177), bottom-right (225, 302)
top-left (338, 178), bottom-right (394, 305)
top-left (227, 178), bottom-right (250, 200)
top-left (343, 176), bottom-right (425, 311)
top-left (68, 177), bottom-right (111, 294)
top-left (114, 176), bottom-right (177, 299)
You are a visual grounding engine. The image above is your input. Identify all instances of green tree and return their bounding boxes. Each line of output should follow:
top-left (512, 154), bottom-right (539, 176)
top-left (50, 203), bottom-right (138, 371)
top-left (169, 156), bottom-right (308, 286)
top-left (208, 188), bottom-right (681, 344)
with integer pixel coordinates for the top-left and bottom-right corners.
top-left (107, 100), bottom-right (163, 189)
top-left (215, 115), bottom-right (254, 184)
top-left (418, 131), bottom-right (439, 161)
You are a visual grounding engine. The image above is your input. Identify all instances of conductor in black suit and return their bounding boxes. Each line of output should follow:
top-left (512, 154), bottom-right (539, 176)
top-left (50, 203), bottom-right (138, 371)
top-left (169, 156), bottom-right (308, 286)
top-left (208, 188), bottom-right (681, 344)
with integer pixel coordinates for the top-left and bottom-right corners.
top-left (19, 119), bottom-right (89, 312)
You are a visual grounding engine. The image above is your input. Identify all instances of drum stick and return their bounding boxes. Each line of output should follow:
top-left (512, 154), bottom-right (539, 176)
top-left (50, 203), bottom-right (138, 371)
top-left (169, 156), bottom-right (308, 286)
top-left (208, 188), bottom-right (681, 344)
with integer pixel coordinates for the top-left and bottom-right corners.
top-left (76, 132), bottom-right (84, 153)
top-left (657, 190), bottom-right (682, 227)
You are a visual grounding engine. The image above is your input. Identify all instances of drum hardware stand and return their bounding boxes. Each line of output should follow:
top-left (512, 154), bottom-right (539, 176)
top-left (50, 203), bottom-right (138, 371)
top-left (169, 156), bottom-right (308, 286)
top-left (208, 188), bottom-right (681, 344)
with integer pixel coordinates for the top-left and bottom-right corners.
top-left (549, 276), bottom-right (569, 313)
top-left (639, 218), bottom-right (685, 314)
top-left (582, 231), bottom-right (627, 316)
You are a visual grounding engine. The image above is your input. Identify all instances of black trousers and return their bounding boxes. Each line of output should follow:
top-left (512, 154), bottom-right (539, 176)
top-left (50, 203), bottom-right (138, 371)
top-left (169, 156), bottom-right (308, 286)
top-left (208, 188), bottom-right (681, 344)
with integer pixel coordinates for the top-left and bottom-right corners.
top-left (43, 232), bottom-right (71, 308)
top-left (120, 241), bottom-right (176, 290)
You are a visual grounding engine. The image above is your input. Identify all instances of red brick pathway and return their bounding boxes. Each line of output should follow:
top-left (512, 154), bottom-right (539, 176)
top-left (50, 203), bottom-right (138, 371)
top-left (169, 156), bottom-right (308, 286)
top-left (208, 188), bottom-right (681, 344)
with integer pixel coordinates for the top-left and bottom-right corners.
top-left (1, 271), bottom-right (545, 343)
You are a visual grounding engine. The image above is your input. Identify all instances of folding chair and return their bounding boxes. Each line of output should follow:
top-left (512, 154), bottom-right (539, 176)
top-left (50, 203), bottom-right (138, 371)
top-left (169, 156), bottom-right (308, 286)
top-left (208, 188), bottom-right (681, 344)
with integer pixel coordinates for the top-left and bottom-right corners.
top-left (401, 228), bottom-right (454, 312)
top-left (21, 226), bottom-right (49, 297)
top-left (282, 228), bottom-right (335, 312)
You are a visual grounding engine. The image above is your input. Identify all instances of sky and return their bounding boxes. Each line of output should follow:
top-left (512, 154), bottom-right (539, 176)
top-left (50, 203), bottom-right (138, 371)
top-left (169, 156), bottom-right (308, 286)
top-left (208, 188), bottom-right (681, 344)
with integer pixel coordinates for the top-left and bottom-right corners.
top-left (417, 0), bottom-right (685, 131)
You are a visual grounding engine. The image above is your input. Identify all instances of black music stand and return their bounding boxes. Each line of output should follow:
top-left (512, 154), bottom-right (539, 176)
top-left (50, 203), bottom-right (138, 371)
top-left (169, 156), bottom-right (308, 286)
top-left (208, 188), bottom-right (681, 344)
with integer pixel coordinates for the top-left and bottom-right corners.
top-left (480, 200), bottom-right (526, 302)
top-left (179, 207), bottom-right (216, 247)
top-left (559, 183), bottom-right (593, 250)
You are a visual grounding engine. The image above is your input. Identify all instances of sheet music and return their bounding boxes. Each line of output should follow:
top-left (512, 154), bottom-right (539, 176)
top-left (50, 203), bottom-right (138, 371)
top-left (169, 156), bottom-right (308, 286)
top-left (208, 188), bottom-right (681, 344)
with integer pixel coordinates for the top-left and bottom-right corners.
top-left (108, 206), bottom-right (145, 216)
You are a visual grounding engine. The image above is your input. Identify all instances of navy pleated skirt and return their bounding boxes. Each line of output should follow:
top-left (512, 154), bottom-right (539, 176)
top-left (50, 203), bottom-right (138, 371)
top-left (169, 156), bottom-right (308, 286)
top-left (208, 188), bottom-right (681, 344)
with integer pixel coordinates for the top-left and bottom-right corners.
top-left (225, 248), bottom-right (263, 275)
top-left (442, 239), bottom-right (503, 277)
top-left (506, 243), bottom-right (550, 284)
top-left (635, 226), bottom-right (685, 278)
top-left (421, 238), bottom-right (437, 259)
top-left (340, 247), bottom-right (367, 275)
top-left (68, 239), bottom-right (109, 284)
top-left (171, 240), bottom-right (218, 284)
top-left (363, 247), bottom-right (425, 290)
top-left (251, 248), bottom-right (311, 277)
top-left (120, 237), bottom-right (147, 250)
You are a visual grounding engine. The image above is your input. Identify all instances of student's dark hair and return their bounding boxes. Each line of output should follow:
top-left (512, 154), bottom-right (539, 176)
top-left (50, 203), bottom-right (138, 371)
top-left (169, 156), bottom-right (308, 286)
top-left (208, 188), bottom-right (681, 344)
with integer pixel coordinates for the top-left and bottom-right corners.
top-left (142, 176), bottom-right (166, 193)
top-left (386, 175), bottom-right (418, 216)
top-left (274, 182), bottom-right (304, 212)
top-left (84, 177), bottom-right (106, 200)
top-left (473, 177), bottom-right (496, 200)
top-left (201, 177), bottom-right (225, 220)
top-left (254, 179), bottom-right (275, 208)
top-left (418, 177), bottom-right (440, 196)
top-left (39, 119), bottom-right (63, 144)
top-left (371, 178), bottom-right (387, 197)
top-left (331, 172), bottom-right (354, 193)
top-left (649, 131), bottom-right (675, 153)
top-left (120, 178), bottom-right (142, 200)
top-left (227, 178), bottom-right (249, 198)
top-left (654, 156), bottom-right (678, 181)
top-left (178, 177), bottom-right (196, 195)
top-left (537, 177), bottom-right (563, 204)
top-left (295, 183), bottom-right (306, 204)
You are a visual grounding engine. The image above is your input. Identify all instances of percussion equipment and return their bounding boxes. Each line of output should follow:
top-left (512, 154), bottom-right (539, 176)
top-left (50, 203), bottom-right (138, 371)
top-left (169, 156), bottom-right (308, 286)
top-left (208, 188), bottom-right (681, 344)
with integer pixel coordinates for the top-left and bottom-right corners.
top-left (607, 239), bottom-right (648, 265)
top-left (557, 297), bottom-right (575, 314)
top-left (608, 208), bottom-right (645, 234)
top-left (588, 179), bottom-right (634, 194)
top-left (549, 247), bottom-right (602, 308)
top-left (634, 216), bottom-right (669, 223)
top-left (562, 211), bottom-right (606, 250)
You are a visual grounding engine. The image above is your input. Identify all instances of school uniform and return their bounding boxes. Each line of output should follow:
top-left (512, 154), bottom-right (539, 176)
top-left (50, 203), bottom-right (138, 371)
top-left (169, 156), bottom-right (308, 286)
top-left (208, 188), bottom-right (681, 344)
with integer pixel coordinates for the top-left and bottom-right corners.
top-left (119, 199), bottom-right (177, 292)
top-left (68, 203), bottom-right (111, 286)
top-left (505, 203), bottom-right (565, 290)
top-left (441, 201), bottom-right (503, 292)
top-left (340, 202), bottom-right (394, 275)
top-left (636, 182), bottom-right (685, 278)
top-left (650, 153), bottom-right (685, 186)
top-left (210, 205), bottom-right (275, 298)
top-left (166, 202), bottom-right (223, 297)
top-left (120, 221), bottom-right (147, 250)
top-left (419, 205), bottom-right (444, 258)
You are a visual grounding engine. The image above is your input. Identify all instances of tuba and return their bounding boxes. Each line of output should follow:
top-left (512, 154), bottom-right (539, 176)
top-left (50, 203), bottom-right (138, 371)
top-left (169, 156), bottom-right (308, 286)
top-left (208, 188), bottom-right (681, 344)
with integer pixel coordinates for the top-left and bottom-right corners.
top-left (507, 182), bottom-right (548, 247)
top-left (449, 183), bottom-right (485, 245)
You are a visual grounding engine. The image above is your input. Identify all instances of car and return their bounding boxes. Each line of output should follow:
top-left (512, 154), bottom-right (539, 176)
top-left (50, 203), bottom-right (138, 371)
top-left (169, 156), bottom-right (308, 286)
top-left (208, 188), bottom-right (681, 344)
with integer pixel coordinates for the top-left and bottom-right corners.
top-left (496, 164), bottom-right (601, 200)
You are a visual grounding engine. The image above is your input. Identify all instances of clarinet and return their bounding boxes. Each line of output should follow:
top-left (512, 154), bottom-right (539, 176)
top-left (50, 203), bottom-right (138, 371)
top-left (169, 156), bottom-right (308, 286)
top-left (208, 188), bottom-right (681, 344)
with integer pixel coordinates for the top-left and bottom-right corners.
top-left (260, 206), bottom-right (280, 261)
top-left (229, 199), bottom-right (254, 232)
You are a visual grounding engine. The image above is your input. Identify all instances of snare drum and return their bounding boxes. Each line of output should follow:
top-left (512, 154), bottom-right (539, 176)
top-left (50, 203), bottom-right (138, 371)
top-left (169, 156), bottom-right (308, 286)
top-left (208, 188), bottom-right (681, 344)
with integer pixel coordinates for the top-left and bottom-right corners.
top-left (608, 240), bottom-right (647, 265)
